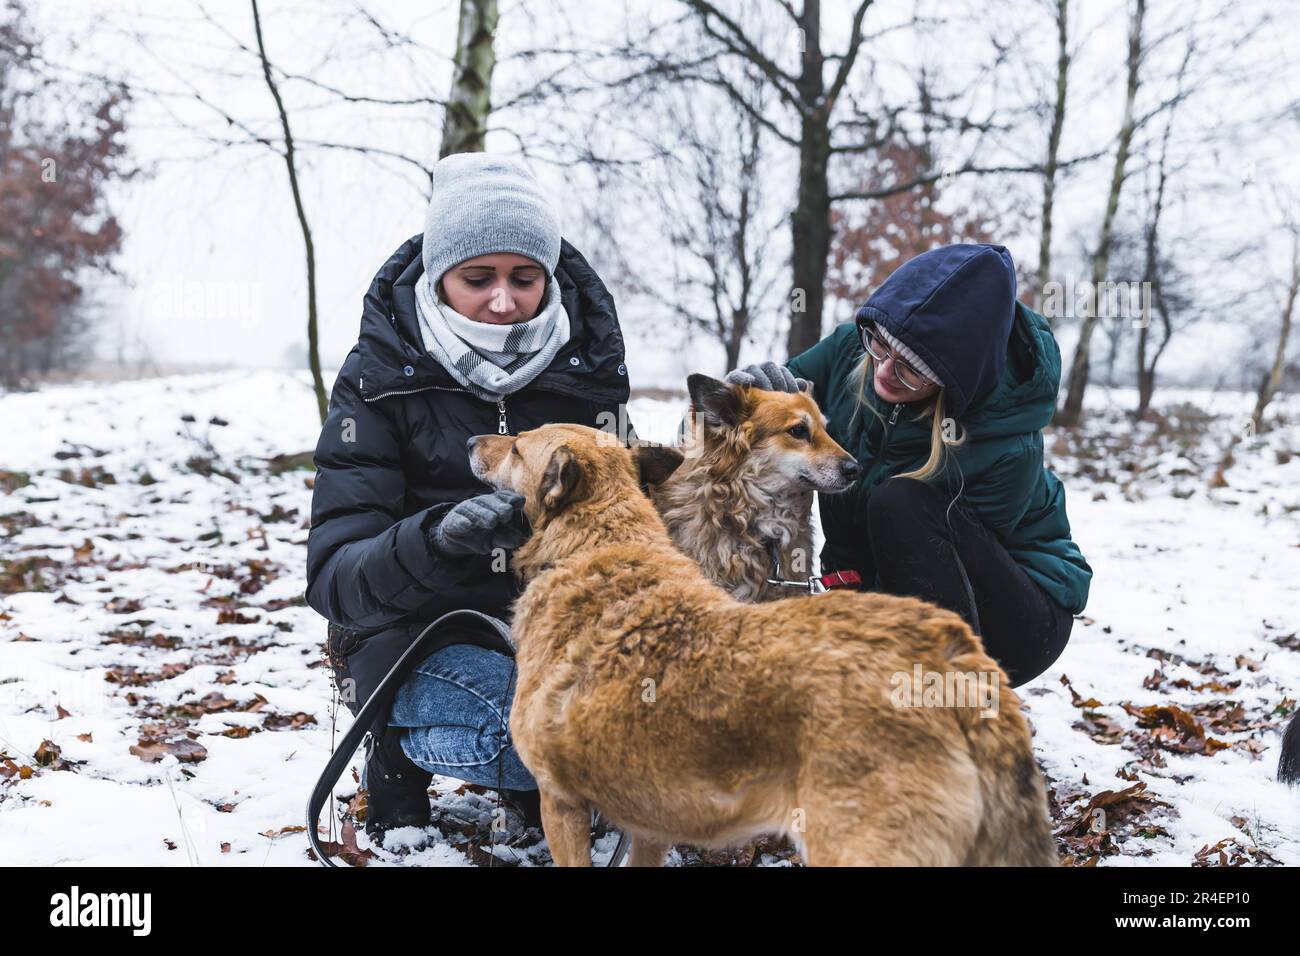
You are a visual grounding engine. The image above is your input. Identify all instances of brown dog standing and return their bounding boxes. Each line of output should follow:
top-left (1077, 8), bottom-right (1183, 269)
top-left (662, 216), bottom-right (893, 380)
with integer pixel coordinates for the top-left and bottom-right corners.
top-left (468, 423), bottom-right (1058, 867)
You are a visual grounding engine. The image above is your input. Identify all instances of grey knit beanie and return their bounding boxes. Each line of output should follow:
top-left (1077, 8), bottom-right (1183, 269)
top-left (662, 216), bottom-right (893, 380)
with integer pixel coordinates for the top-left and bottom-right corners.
top-left (422, 152), bottom-right (561, 286)
top-left (874, 324), bottom-right (944, 387)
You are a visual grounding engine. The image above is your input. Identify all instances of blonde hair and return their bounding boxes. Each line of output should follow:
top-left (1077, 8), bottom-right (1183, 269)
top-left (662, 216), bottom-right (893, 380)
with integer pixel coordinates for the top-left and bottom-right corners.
top-left (847, 352), bottom-right (966, 482)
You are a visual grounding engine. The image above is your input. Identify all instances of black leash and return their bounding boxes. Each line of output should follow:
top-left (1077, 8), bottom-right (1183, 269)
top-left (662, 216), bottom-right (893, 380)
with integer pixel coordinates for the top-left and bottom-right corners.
top-left (306, 609), bottom-right (631, 867)
top-left (489, 645), bottom-right (516, 867)
top-left (307, 609), bottom-right (514, 868)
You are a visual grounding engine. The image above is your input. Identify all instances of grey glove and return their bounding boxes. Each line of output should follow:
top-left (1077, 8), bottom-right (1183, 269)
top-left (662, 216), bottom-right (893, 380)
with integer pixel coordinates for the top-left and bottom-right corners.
top-left (427, 490), bottom-right (529, 558)
top-left (724, 361), bottom-right (806, 393)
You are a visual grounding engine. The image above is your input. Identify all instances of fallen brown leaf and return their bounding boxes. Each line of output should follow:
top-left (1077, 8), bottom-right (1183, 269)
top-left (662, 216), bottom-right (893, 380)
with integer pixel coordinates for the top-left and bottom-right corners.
top-left (310, 820), bottom-right (377, 867)
top-left (130, 738), bottom-right (208, 764)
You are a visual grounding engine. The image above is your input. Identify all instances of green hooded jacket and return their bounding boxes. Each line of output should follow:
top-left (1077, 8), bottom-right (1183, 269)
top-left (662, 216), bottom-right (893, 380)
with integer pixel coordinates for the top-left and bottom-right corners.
top-left (786, 301), bottom-right (1092, 614)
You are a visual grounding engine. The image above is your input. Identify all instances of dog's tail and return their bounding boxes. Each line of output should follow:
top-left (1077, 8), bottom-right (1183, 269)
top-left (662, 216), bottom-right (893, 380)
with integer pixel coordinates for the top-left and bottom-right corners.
top-left (1280, 711), bottom-right (1300, 786)
top-left (948, 652), bottom-right (1059, 867)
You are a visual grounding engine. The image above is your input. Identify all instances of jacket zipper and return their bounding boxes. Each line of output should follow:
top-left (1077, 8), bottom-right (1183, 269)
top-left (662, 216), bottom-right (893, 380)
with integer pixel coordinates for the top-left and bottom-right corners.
top-left (861, 403), bottom-right (902, 490)
top-left (361, 383), bottom-right (467, 403)
top-left (361, 381), bottom-right (510, 436)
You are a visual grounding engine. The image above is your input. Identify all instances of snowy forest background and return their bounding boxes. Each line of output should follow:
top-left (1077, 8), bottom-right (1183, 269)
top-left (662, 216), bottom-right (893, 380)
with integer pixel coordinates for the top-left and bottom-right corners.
top-left (0, 0), bottom-right (1297, 866)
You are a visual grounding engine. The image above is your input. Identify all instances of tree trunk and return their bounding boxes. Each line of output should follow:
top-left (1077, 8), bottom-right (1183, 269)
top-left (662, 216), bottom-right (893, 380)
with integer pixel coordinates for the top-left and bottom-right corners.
top-left (790, 120), bottom-right (832, 358)
top-left (725, 312), bottom-right (746, 371)
top-left (1135, 83), bottom-right (1179, 421)
top-left (1250, 232), bottom-right (1299, 433)
top-left (787, 0), bottom-right (831, 359)
top-left (440, 0), bottom-right (498, 159)
top-left (1036, 0), bottom-right (1070, 314)
top-left (726, 137), bottom-right (757, 371)
top-left (250, 0), bottom-right (327, 424)
top-left (1134, 276), bottom-right (1172, 419)
top-left (1058, 0), bottom-right (1144, 426)
top-left (1135, 362), bottom-right (1153, 417)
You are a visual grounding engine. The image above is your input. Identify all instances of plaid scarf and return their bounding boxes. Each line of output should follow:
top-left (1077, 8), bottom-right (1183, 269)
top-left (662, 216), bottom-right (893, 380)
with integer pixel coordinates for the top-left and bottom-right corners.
top-left (414, 273), bottom-right (569, 402)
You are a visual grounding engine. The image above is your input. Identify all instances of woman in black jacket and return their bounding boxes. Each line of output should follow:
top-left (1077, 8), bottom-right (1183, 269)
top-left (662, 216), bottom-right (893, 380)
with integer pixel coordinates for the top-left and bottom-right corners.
top-left (306, 152), bottom-right (634, 838)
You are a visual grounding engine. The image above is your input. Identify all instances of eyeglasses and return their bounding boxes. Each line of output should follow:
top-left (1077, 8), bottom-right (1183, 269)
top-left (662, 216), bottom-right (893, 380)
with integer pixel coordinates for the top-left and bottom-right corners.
top-left (857, 320), bottom-right (934, 391)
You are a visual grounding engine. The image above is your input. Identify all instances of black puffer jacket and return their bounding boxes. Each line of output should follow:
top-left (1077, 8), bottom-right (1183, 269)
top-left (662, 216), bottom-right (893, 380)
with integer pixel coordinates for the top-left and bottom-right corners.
top-left (305, 233), bottom-right (633, 718)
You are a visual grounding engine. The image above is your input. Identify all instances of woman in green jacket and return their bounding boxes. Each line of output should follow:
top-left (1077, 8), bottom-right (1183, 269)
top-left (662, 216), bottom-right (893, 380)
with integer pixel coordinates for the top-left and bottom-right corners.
top-left (729, 243), bottom-right (1091, 686)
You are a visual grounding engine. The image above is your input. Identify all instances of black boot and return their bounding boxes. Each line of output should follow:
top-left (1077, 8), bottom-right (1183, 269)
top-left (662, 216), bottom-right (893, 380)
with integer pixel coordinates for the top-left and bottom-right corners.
top-left (362, 723), bottom-right (432, 840)
top-left (500, 788), bottom-right (543, 829)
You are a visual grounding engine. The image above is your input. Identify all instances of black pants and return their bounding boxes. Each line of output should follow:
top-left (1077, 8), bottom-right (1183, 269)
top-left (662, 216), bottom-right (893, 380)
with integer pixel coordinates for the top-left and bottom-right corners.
top-left (864, 477), bottom-right (1074, 687)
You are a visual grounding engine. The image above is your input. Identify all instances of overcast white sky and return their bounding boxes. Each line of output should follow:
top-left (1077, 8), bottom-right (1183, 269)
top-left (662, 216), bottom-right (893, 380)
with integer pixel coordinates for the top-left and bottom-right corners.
top-left (25, 0), bottom-right (1300, 391)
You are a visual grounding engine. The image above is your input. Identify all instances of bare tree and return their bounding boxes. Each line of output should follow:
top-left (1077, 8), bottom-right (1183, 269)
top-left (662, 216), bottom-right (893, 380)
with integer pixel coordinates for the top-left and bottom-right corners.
top-left (653, 83), bottom-right (782, 372)
top-left (577, 77), bottom-right (784, 374)
top-left (1057, 0), bottom-right (1146, 426)
top-left (42, 1), bottom-right (499, 419)
top-left (25, 5), bottom-right (436, 417)
top-left (1250, 225), bottom-right (1299, 434)
top-left (1133, 38), bottom-right (1194, 419)
top-left (250, 0), bottom-right (325, 423)
top-left (1035, 0), bottom-right (1072, 313)
top-left (1210, 223), bottom-right (1297, 488)
top-left (525, 1), bottom-right (1095, 362)
top-left (1058, 0), bottom-right (1273, 423)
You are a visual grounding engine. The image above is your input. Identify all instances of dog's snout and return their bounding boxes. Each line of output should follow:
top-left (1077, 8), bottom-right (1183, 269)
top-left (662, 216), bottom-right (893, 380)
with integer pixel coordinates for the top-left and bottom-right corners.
top-left (839, 458), bottom-right (862, 482)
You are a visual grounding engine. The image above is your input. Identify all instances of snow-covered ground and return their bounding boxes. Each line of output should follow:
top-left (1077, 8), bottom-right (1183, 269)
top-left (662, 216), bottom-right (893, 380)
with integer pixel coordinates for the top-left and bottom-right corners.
top-left (0, 370), bottom-right (1296, 866)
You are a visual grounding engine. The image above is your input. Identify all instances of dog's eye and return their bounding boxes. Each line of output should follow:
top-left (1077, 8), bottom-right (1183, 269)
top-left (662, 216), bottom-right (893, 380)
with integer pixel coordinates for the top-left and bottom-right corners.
top-left (511, 445), bottom-right (520, 457)
top-left (788, 423), bottom-right (810, 441)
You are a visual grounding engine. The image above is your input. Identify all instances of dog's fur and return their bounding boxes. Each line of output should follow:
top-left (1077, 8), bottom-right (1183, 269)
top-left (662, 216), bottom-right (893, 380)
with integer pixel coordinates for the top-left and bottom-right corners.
top-left (468, 423), bottom-right (1059, 866)
top-left (648, 374), bottom-right (860, 602)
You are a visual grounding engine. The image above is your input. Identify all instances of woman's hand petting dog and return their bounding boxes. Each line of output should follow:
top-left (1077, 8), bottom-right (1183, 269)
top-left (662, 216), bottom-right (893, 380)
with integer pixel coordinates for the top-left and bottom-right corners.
top-left (427, 489), bottom-right (530, 557)
top-left (723, 361), bottom-right (808, 394)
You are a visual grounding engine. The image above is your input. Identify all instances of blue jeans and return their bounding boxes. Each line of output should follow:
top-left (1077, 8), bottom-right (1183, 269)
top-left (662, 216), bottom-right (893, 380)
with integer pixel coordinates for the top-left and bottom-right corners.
top-left (387, 642), bottom-right (537, 791)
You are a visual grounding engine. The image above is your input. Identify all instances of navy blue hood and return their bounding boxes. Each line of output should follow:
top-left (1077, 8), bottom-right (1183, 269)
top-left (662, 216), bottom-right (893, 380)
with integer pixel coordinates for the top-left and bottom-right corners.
top-left (855, 243), bottom-right (1016, 418)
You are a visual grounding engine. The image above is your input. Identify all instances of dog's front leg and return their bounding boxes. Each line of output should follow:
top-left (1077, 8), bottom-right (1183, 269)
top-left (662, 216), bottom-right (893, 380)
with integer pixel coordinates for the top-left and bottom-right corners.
top-left (627, 838), bottom-right (671, 867)
top-left (539, 789), bottom-right (592, 867)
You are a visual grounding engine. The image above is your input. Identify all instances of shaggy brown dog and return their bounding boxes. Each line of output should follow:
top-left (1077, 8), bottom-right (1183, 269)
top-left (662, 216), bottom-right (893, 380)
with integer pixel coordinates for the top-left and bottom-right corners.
top-left (468, 423), bottom-right (1058, 867)
top-left (649, 374), bottom-right (860, 602)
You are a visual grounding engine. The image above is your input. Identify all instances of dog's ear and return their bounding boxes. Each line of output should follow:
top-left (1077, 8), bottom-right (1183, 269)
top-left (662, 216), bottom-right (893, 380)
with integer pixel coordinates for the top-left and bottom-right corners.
top-left (539, 444), bottom-right (585, 514)
top-left (687, 373), bottom-right (745, 429)
top-left (632, 443), bottom-right (684, 487)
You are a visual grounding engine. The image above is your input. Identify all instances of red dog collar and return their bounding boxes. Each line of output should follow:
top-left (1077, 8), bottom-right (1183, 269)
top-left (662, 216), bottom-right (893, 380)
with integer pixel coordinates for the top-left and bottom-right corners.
top-left (815, 569), bottom-right (863, 592)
